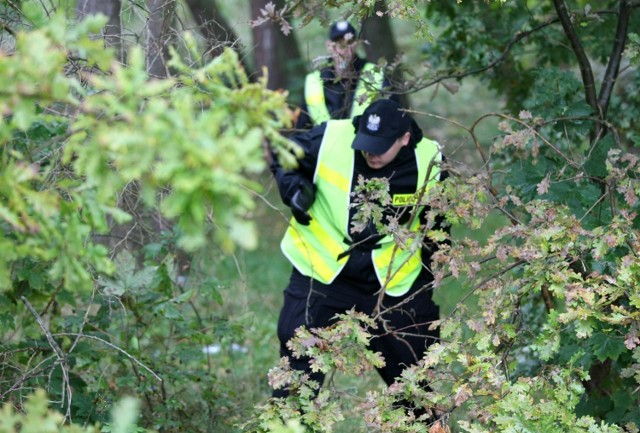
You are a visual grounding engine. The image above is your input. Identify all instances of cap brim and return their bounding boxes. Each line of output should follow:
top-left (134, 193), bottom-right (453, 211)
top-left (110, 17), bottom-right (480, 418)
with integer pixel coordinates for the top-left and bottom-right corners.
top-left (352, 132), bottom-right (395, 155)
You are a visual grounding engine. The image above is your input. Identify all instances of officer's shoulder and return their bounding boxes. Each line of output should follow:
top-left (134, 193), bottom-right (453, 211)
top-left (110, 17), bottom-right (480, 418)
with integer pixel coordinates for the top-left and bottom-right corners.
top-left (290, 123), bottom-right (327, 145)
top-left (309, 122), bottom-right (329, 139)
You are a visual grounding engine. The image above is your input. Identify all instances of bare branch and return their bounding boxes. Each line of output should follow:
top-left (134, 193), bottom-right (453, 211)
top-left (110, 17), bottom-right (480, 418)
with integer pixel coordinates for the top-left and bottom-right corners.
top-left (552, 0), bottom-right (599, 114)
top-left (447, 260), bottom-right (527, 319)
top-left (405, 16), bottom-right (560, 93)
top-left (598, 0), bottom-right (632, 117)
top-left (21, 296), bottom-right (72, 420)
top-left (0, 353), bottom-right (55, 400)
top-left (54, 332), bottom-right (163, 382)
top-left (0, 19), bottom-right (16, 36)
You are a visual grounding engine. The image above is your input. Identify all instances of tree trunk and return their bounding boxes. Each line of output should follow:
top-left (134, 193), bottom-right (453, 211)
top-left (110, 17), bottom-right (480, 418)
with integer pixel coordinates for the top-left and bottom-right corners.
top-left (184, 0), bottom-right (254, 76)
top-left (146, 0), bottom-right (176, 78)
top-left (75, 0), bottom-right (123, 61)
top-left (249, 0), bottom-right (305, 102)
top-left (360, 0), bottom-right (408, 106)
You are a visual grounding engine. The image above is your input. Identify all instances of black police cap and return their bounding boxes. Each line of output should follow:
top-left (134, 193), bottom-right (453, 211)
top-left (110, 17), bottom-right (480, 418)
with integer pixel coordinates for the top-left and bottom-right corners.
top-left (329, 21), bottom-right (357, 41)
top-left (352, 99), bottom-right (414, 155)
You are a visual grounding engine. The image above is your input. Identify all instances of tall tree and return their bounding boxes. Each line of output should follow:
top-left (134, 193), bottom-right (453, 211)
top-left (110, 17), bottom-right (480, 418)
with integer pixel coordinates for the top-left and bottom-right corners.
top-left (360, 0), bottom-right (408, 106)
top-left (75, 0), bottom-right (123, 61)
top-left (250, 0), bottom-right (305, 101)
top-left (184, 0), bottom-right (254, 75)
top-left (146, 0), bottom-right (176, 77)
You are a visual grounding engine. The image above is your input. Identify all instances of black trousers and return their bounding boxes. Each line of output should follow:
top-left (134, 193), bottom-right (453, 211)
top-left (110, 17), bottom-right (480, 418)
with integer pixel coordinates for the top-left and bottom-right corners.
top-left (273, 269), bottom-right (440, 397)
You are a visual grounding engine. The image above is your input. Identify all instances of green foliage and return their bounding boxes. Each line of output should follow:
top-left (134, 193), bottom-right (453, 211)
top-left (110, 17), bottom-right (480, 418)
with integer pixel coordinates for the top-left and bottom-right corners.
top-left (101, 397), bottom-right (148, 433)
top-left (458, 372), bottom-right (623, 433)
top-left (0, 1), bottom-right (291, 432)
top-left (2, 1), bottom-right (640, 433)
top-left (286, 310), bottom-right (385, 377)
top-left (0, 389), bottom-right (148, 433)
top-left (245, 311), bottom-right (384, 433)
top-left (0, 389), bottom-right (98, 433)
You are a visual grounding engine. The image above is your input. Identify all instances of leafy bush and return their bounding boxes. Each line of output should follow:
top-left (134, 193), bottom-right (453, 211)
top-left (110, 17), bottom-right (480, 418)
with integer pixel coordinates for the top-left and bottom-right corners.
top-left (1, 2), bottom-right (292, 431)
top-left (0, 389), bottom-right (147, 433)
top-left (2, 1), bottom-right (640, 433)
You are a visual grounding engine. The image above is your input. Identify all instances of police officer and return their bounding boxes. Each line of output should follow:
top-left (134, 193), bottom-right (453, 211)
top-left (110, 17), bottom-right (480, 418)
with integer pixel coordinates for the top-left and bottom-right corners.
top-left (295, 21), bottom-right (395, 130)
top-left (271, 98), bottom-right (446, 398)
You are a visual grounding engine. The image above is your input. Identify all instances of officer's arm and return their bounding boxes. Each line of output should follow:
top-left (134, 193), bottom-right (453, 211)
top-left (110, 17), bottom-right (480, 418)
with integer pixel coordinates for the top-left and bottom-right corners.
top-left (294, 103), bottom-right (313, 131)
top-left (270, 123), bottom-right (325, 207)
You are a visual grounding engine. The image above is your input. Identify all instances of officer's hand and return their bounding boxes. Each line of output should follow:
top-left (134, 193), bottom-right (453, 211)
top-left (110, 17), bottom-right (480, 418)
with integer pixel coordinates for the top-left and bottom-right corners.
top-left (290, 181), bottom-right (315, 226)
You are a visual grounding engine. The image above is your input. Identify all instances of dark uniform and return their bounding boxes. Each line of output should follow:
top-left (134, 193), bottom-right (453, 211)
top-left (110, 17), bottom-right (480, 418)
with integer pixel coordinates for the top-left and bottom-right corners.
top-left (295, 57), bottom-right (392, 130)
top-left (271, 115), bottom-right (445, 396)
top-left (294, 20), bottom-right (398, 130)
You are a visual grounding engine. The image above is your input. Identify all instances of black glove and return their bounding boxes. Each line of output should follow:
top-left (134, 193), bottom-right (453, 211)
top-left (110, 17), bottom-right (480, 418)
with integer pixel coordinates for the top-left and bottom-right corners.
top-left (289, 179), bottom-right (316, 225)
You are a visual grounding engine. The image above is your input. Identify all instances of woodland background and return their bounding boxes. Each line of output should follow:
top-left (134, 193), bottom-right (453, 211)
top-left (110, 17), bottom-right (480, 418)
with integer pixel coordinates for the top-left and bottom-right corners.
top-left (0, 1), bottom-right (639, 433)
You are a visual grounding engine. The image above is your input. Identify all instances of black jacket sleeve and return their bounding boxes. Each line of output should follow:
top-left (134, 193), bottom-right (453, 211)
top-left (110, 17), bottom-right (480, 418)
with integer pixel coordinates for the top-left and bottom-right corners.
top-left (294, 100), bottom-right (312, 130)
top-left (270, 123), bottom-right (326, 206)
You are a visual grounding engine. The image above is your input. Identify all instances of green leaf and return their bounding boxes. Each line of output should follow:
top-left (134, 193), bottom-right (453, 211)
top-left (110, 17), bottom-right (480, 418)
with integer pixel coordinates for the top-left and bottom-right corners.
top-left (590, 331), bottom-right (626, 362)
top-left (153, 302), bottom-right (181, 319)
top-left (11, 99), bottom-right (37, 131)
top-left (229, 220), bottom-right (258, 251)
top-left (583, 135), bottom-right (614, 179)
top-left (575, 319), bottom-right (596, 338)
top-left (172, 289), bottom-right (193, 304)
top-left (109, 397), bottom-right (140, 433)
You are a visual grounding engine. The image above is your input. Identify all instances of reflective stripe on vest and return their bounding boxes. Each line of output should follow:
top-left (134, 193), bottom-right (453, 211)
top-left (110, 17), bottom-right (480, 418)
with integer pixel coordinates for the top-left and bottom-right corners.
top-left (280, 120), bottom-right (354, 283)
top-left (373, 140), bottom-right (441, 296)
top-left (304, 63), bottom-right (384, 125)
top-left (280, 120), bottom-right (441, 294)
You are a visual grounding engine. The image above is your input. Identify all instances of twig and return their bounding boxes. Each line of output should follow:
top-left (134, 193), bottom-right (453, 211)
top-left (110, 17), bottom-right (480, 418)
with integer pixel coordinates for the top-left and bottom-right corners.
top-left (553, 0), bottom-right (598, 115)
top-left (0, 19), bottom-right (16, 36)
top-left (0, 354), bottom-right (56, 400)
top-left (404, 15), bottom-right (560, 93)
top-left (598, 0), bottom-right (632, 118)
top-left (20, 296), bottom-right (72, 419)
top-left (69, 288), bottom-right (98, 354)
top-left (579, 189), bottom-right (609, 223)
top-left (446, 260), bottom-right (526, 319)
top-left (54, 332), bottom-right (163, 382)
top-left (40, 283), bottom-right (64, 316)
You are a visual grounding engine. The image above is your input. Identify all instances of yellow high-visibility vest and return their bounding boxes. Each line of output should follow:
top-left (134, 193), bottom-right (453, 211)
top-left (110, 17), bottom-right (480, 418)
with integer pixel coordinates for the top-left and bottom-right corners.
top-left (304, 63), bottom-right (384, 125)
top-left (280, 119), bottom-right (441, 296)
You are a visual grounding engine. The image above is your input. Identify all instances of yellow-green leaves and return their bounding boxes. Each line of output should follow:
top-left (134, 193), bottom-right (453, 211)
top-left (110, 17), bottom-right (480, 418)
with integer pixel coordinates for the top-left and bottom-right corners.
top-left (63, 45), bottom-right (290, 252)
top-left (1, 7), bottom-right (292, 300)
top-left (0, 388), bottom-right (144, 433)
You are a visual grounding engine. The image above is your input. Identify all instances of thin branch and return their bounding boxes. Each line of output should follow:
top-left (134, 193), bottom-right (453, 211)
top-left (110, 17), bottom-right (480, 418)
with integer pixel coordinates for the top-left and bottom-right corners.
top-left (4, 0), bottom-right (23, 16)
top-left (499, 113), bottom-right (582, 170)
top-left (20, 297), bottom-right (67, 374)
top-left (399, 6), bottom-right (638, 101)
top-left (446, 260), bottom-right (526, 319)
top-left (21, 296), bottom-right (72, 419)
top-left (69, 288), bottom-right (99, 354)
top-left (552, 0), bottom-right (599, 115)
top-left (40, 283), bottom-right (64, 316)
top-left (598, 0), bottom-right (631, 117)
top-left (579, 189), bottom-right (609, 223)
top-left (408, 15), bottom-right (560, 93)
top-left (0, 353), bottom-right (55, 400)
top-left (373, 255), bottom-right (499, 322)
top-left (0, 19), bottom-right (16, 36)
top-left (53, 332), bottom-right (163, 382)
